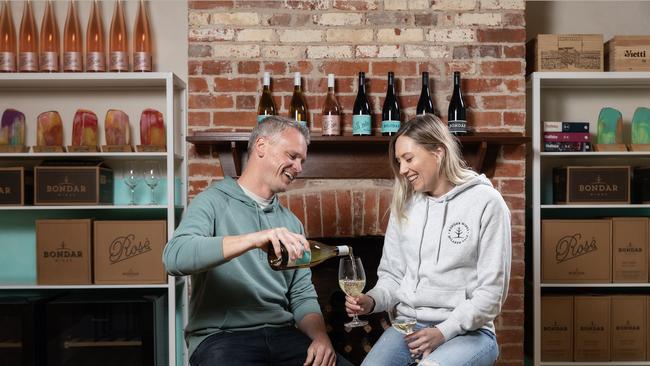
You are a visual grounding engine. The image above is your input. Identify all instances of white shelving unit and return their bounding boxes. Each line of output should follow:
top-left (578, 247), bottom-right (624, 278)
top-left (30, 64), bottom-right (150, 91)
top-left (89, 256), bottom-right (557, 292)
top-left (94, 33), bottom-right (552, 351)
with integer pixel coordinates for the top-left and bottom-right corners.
top-left (0, 72), bottom-right (188, 366)
top-left (532, 72), bottom-right (650, 365)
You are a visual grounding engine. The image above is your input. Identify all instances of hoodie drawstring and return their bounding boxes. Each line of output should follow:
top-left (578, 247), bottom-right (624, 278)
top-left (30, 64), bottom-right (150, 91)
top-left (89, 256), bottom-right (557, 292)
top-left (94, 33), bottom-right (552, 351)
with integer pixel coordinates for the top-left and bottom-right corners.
top-left (435, 200), bottom-right (449, 264)
top-left (415, 199), bottom-right (429, 290)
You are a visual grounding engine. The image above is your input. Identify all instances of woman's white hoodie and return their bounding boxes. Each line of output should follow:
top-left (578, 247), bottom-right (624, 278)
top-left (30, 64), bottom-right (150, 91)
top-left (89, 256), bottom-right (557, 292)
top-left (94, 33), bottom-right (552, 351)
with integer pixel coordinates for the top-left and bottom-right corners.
top-left (366, 174), bottom-right (511, 341)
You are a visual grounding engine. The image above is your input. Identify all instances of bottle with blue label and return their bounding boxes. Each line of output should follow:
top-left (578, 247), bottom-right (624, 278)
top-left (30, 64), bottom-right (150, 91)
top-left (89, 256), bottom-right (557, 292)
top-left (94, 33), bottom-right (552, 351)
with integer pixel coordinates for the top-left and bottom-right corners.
top-left (289, 72), bottom-right (308, 129)
top-left (268, 240), bottom-right (351, 270)
top-left (352, 72), bottom-right (372, 136)
top-left (257, 72), bottom-right (276, 124)
top-left (381, 72), bottom-right (401, 136)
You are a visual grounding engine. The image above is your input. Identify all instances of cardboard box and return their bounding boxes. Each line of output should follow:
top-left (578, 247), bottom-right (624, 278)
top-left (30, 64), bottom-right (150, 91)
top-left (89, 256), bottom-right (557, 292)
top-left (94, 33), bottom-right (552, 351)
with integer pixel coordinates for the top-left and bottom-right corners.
top-left (542, 219), bottom-right (612, 283)
top-left (0, 167), bottom-right (33, 205)
top-left (611, 296), bottom-right (646, 361)
top-left (34, 160), bottom-right (113, 205)
top-left (541, 296), bottom-right (574, 361)
top-left (553, 166), bottom-right (631, 204)
top-left (93, 220), bottom-right (167, 284)
top-left (613, 217), bottom-right (648, 283)
top-left (574, 296), bottom-right (610, 362)
top-left (606, 36), bottom-right (650, 71)
top-left (527, 34), bottom-right (604, 74)
top-left (36, 219), bottom-right (92, 285)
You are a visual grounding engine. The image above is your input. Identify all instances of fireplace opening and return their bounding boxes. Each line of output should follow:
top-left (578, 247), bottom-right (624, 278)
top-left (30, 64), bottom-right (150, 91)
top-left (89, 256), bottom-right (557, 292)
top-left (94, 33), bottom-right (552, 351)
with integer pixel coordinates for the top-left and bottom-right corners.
top-left (310, 236), bottom-right (386, 365)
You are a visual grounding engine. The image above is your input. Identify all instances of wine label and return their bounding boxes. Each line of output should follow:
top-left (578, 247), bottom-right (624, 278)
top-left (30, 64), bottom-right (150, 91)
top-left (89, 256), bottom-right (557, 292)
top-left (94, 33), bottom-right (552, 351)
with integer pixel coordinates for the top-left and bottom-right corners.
top-left (86, 52), bottom-right (106, 71)
top-left (257, 115), bottom-right (271, 124)
top-left (64, 52), bottom-right (83, 72)
top-left (448, 120), bottom-right (467, 134)
top-left (110, 51), bottom-right (129, 71)
top-left (134, 52), bottom-right (152, 72)
top-left (0, 52), bottom-right (16, 72)
top-left (19, 52), bottom-right (38, 72)
top-left (39, 52), bottom-right (59, 72)
top-left (322, 115), bottom-right (341, 135)
top-left (297, 120), bottom-right (308, 129)
top-left (381, 120), bottom-right (400, 134)
top-left (288, 251), bottom-right (311, 268)
top-left (352, 115), bottom-right (372, 135)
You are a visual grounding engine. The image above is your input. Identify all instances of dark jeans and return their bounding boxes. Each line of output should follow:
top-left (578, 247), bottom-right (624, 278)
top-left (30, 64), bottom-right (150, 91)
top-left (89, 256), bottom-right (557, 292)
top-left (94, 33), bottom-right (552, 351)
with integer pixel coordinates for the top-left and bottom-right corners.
top-left (190, 326), bottom-right (354, 366)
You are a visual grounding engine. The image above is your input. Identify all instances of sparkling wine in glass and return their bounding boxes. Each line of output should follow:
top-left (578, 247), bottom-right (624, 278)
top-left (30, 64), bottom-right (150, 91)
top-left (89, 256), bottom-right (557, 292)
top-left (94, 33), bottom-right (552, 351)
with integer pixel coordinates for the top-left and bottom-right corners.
top-left (142, 161), bottom-right (160, 205)
top-left (123, 162), bottom-right (140, 205)
top-left (338, 256), bottom-right (368, 328)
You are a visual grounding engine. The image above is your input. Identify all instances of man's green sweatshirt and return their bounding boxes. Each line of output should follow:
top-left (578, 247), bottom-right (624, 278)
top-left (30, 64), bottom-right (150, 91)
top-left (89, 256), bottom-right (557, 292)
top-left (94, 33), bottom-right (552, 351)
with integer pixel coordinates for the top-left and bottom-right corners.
top-left (163, 177), bottom-right (321, 357)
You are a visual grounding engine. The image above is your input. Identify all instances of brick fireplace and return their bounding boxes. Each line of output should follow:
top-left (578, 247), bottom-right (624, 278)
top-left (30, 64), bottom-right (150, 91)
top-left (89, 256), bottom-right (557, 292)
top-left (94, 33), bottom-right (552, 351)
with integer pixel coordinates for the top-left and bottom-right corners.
top-left (186, 1), bottom-right (526, 364)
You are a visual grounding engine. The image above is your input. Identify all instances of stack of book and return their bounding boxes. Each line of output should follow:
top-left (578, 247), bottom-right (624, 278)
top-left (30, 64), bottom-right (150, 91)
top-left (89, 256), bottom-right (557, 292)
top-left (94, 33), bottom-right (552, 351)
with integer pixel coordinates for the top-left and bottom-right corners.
top-left (543, 121), bottom-right (591, 152)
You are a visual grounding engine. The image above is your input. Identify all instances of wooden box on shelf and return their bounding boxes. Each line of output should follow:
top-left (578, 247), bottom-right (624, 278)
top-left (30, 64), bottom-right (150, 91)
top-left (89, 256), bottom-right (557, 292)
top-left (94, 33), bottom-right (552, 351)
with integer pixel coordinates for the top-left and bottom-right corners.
top-left (34, 160), bottom-right (113, 205)
top-left (553, 166), bottom-right (631, 204)
top-left (526, 34), bottom-right (604, 74)
top-left (542, 219), bottom-right (612, 283)
top-left (36, 219), bottom-right (92, 285)
top-left (0, 167), bottom-right (33, 206)
top-left (605, 36), bottom-right (650, 71)
top-left (541, 296), bottom-right (574, 362)
top-left (93, 220), bottom-right (167, 284)
top-left (574, 296), bottom-right (611, 362)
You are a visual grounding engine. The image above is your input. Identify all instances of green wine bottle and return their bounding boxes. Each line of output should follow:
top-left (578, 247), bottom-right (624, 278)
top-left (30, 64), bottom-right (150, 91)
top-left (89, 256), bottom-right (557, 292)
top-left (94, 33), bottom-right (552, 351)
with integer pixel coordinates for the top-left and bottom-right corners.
top-left (268, 240), bottom-right (351, 270)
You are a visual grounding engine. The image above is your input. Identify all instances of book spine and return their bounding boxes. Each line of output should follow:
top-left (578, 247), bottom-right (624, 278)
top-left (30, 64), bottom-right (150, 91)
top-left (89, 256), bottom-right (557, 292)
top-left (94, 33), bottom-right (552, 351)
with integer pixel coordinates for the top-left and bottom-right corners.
top-left (544, 142), bottom-right (591, 152)
top-left (543, 132), bottom-right (590, 142)
top-left (543, 121), bottom-right (590, 132)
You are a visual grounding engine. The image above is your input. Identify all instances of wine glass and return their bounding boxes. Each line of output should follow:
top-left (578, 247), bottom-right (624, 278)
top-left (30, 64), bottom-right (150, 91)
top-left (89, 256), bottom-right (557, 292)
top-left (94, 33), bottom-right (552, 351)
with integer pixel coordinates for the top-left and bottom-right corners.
top-left (142, 161), bottom-right (160, 205)
top-left (123, 162), bottom-right (140, 205)
top-left (388, 302), bottom-right (420, 365)
top-left (338, 256), bottom-right (368, 328)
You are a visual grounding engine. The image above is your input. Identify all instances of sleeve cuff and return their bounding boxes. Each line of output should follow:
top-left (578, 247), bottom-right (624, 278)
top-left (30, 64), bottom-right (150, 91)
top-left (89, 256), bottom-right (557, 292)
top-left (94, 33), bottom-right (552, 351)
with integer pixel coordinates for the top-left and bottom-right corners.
top-left (435, 317), bottom-right (463, 341)
top-left (366, 287), bottom-right (390, 314)
top-left (293, 301), bottom-right (322, 324)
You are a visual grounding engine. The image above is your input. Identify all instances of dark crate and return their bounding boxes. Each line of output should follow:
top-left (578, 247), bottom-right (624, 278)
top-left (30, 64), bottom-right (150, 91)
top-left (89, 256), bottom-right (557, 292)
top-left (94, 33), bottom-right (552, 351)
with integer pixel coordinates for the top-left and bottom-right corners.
top-left (44, 292), bottom-right (166, 366)
top-left (553, 166), bottom-right (631, 204)
top-left (34, 160), bottom-right (113, 205)
top-left (0, 167), bottom-right (33, 205)
top-left (633, 166), bottom-right (650, 203)
top-left (0, 295), bottom-right (47, 366)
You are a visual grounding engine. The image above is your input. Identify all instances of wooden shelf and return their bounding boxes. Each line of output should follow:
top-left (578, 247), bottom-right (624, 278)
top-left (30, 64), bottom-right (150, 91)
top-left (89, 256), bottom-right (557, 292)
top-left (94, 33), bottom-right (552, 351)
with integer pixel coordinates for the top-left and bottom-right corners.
top-left (187, 132), bottom-right (529, 179)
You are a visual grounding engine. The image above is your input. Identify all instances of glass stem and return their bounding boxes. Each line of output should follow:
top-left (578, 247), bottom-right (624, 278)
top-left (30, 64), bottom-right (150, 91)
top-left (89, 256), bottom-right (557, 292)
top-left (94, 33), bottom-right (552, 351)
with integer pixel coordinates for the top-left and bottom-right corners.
top-left (130, 188), bottom-right (135, 205)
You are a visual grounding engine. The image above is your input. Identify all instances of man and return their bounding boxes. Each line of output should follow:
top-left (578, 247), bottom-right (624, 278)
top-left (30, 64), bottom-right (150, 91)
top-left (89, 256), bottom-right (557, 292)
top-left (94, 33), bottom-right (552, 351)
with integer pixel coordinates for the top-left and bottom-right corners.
top-left (164, 116), bottom-right (351, 366)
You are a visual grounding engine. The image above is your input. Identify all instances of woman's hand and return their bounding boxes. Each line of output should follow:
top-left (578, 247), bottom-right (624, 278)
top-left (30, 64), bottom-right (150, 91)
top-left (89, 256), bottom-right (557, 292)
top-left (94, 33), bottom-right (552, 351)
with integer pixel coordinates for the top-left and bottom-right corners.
top-left (404, 326), bottom-right (445, 359)
top-left (345, 294), bottom-right (375, 316)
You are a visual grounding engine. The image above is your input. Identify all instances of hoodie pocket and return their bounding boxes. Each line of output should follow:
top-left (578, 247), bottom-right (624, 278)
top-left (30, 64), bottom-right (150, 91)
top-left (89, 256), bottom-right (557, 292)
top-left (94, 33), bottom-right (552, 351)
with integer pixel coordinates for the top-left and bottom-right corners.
top-left (413, 286), bottom-right (466, 309)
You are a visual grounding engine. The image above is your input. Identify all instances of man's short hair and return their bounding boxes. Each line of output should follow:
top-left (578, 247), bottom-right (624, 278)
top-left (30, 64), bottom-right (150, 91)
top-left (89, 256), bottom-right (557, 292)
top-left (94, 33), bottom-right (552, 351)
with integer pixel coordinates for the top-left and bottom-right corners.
top-left (247, 116), bottom-right (311, 155)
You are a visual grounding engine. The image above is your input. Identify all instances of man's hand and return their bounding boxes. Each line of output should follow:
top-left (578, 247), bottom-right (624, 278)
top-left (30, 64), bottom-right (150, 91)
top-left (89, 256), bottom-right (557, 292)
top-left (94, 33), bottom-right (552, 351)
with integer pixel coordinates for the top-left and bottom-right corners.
top-left (344, 294), bottom-right (374, 316)
top-left (261, 227), bottom-right (310, 262)
top-left (405, 326), bottom-right (445, 359)
top-left (303, 336), bottom-right (336, 366)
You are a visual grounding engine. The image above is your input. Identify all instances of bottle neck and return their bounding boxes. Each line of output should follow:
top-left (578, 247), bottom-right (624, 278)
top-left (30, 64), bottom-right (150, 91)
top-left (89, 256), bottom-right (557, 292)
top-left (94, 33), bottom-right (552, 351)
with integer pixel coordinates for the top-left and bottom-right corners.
top-left (357, 76), bottom-right (366, 95)
top-left (336, 246), bottom-right (350, 256)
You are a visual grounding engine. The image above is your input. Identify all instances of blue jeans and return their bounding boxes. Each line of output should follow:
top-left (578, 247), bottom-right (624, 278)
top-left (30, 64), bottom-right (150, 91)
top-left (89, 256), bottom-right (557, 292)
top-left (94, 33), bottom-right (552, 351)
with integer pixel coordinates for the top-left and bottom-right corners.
top-left (189, 326), bottom-right (354, 366)
top-left (361, 323), bottom-right (498, 366)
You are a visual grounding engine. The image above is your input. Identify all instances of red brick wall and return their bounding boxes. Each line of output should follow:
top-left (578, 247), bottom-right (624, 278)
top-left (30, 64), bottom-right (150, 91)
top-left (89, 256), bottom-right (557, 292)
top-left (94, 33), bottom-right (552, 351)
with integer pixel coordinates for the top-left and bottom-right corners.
top-left (187, 1), bottom-right (526, 364)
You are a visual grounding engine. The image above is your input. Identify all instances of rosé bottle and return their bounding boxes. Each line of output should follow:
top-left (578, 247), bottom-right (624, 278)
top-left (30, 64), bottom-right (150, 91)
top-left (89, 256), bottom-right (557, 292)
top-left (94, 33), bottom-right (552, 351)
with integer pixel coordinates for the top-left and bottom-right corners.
top-left (133, 0), bottom-right (151, 72)
top-left (18, 0), bottom-right (38, 72)
top-left (85, 0), bottom-right (105, 72)
top-left (39, 0), bottom-right (60, 72)
top-left (63, 0), bottom-right (82, 72)
top-left (0, 0), bottom-right (16, 72)
top-left (109, 0), bottom-right (128, 72)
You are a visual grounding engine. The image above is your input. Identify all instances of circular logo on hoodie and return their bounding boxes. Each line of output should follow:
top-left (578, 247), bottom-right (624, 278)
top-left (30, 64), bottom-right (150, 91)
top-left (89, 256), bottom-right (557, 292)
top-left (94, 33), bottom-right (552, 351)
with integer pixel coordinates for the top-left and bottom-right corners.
top-left (447, 222), bottom-right (470, 244)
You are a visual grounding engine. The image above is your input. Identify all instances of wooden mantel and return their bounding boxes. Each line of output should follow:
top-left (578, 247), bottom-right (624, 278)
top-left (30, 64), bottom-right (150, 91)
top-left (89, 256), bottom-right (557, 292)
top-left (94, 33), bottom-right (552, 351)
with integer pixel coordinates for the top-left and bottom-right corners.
top-left (187, 132), bottom-right (529, 179)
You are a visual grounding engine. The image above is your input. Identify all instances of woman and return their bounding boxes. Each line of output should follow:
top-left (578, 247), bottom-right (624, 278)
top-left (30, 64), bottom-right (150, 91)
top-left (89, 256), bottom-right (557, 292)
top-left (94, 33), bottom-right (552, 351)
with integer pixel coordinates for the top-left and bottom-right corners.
top-left (346, 114), bottom-right (511, 366)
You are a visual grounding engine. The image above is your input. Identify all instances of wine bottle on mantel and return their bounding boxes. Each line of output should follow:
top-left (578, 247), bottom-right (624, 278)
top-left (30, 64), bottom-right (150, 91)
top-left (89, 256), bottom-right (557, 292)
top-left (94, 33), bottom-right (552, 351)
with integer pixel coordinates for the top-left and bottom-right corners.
top-left (416, 71), bottom-right (435, 116)
top-left (257, 72), bottom-right (276, 124)
top-left (63, 0), bottom-right (82, 72)
top-left (86, 0), bottom-right (105, 72)
top-left (321, 73), bottom-right (341, 136)
top-left (18, 0), bottom-right (38, 72)
top-left (133, 0), bottom-right (151, 72)
top-left (447, 71), bottom-right (467, 134)
top-left (381, 72), bottom-right (401, 136)
top-left (109, 0), bottom-right (128, 72)
top-left (40, 0), bottom-right (59, 72)
top-left (289, 72), bottom-right (308, 129)
top-left (0, 0), bottom-right (16, 72)
top-left (352, 72), bottom-right (371, 136)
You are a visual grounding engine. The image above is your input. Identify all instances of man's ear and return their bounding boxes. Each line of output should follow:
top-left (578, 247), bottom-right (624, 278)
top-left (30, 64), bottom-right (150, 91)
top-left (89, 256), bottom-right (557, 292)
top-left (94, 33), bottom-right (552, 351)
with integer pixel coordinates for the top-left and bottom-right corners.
top-left (254, 137), bottom-right (267, 158)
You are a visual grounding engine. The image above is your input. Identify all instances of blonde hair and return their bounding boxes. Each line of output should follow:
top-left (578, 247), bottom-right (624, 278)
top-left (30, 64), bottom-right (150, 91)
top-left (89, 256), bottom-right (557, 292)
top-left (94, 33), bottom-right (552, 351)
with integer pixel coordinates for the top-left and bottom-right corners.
top-left (388, 114), bottom-right (477, 222)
